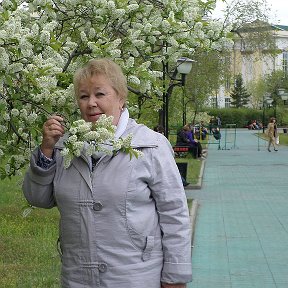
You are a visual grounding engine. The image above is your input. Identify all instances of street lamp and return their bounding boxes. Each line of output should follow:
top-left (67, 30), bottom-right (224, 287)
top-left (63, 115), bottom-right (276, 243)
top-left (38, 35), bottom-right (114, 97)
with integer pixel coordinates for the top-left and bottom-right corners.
top-left (273, 88), bottom-right (288, 118)
top-left (262, 89), bottom-right (288, 133)
top-left (162, 57), bottom-right (194, 138)
top-left (277, 88), bottom-right (288, 101)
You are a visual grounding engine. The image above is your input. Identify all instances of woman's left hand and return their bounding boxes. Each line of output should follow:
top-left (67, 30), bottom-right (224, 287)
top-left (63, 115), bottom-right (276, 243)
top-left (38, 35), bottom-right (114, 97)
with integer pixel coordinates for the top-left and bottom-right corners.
top-left (161, 283), bottom-right (186, 288)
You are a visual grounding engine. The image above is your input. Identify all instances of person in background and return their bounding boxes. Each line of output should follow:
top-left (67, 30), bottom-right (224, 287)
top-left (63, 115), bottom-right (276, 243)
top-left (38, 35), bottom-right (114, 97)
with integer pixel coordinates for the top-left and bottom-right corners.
top-left (154, 124), bottom-right (189, 187)
top-left (176, 124), bottom-right (204, 159)
top-left (198, 121), bottom-right (208, 140)
top-left (22, 58), bottom-right (192, 288)
top-left (212, 127), bottom-right (221, 140)
top-left (267, 117), bottom-right (278, 152)
top-left (208, 116), bottom-right (215, 134)
top-left (216, 115), bottom-right (222, 128)
top-left (153, 125), bottom-right (165, 135)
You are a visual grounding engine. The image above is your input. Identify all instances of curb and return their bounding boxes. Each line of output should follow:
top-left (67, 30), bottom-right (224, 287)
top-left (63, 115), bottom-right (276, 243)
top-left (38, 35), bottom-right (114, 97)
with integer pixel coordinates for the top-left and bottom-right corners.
top-left (184, 154), bottom-right (206, 190)
top-left (185, 153), bottom-right (206, 249)
top-left (189, 199), bottom-right (199, 246)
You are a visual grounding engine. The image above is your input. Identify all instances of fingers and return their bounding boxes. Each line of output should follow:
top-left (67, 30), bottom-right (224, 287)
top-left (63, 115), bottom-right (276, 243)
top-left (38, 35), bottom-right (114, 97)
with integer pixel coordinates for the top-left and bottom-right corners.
top-left (43, 115), bottom-right (65, 135)
top-left (41, 115), bottom-right (66, 155)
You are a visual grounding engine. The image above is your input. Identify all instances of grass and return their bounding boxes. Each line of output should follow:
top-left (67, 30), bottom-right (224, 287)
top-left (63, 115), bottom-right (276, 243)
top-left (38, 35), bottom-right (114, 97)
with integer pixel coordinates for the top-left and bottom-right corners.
top-left (187, 198), bottom-right (193, 211)
top-left (169, 133), bottom-right (205, 185)
top-left (0, 174), bottom-right (61, 288)
top-left (257, 131), bottom-right (288, 145)
top-left (279, 133), bottom-right (288, 145)
top-left (175, 155), bottom-right (202, 184)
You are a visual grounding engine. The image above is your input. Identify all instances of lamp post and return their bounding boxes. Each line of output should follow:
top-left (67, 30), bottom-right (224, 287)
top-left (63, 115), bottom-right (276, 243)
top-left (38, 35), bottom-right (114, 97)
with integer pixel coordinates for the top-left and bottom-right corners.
top-left (183, 99), bottom-right (194, 126)
top-left (162, 57), bottom-right (194, 138)
top-left (262, 93), bottom-right (272, 133)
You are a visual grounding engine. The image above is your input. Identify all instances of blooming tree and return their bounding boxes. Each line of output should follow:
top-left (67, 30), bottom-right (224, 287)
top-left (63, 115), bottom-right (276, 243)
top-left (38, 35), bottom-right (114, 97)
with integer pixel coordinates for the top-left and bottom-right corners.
top-left (0, 0), bottom-right (233, 178)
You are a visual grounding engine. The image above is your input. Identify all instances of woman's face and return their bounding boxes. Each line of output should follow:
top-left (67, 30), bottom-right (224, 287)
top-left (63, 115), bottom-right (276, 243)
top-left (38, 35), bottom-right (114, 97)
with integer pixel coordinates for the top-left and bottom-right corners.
top-left (77, 74), bottom-right (125, 125)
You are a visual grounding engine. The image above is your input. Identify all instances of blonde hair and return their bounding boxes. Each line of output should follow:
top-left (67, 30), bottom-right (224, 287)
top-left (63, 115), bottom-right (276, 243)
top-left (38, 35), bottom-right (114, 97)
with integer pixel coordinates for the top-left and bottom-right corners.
top-left (73, 58), bottom-right (128, 104)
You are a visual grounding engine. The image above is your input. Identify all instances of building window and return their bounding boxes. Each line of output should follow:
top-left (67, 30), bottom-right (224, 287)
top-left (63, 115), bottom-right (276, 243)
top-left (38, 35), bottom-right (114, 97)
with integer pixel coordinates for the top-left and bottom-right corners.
top-left (283, 51), bottom-right (288, 74)
top-left (225, 77), bottom-right (230, 90)
top-left (211, 97), bottom-right (217, 108)
top-left (225, 98), bottom-right (231, 108)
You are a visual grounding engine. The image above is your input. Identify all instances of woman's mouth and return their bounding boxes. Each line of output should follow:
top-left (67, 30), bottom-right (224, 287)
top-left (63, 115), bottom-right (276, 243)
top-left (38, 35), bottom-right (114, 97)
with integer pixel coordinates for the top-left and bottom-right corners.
top-left (87, 113), bottom-right (103, 122)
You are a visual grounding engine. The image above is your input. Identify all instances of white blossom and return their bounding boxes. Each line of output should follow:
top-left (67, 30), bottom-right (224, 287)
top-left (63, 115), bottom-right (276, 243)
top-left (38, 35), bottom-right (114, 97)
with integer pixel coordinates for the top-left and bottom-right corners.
top-left (3, 113), bottom-right (10, 121)
top-left (127, 4), bottom-right (139, 13)
top-left (0, 48), bottom-right (9, 70)
top-left (128, 75), bottom-right (141, 85)
top-left (11, 109), bottom-right (20, 117)
top-left (0, 0), bottom-right (233, 177)
top-left (5, 164), bottom-right (10, 174)
top-left (0, 125), bottom-right (8, 132)
top-left (8, 63), bottom-right (24, 73)
top-left (80, 31), bottom-right (88, 43)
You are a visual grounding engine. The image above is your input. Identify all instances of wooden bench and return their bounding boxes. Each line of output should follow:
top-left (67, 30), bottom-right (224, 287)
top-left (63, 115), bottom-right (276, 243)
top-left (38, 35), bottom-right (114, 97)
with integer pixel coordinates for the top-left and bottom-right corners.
top-left (173, 146), bottom-right (190, 158)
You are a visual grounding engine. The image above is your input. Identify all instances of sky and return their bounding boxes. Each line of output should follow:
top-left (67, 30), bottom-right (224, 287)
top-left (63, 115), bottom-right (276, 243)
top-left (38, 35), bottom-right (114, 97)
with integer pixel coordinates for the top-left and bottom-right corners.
top-left (212, 0), bottom-right (288, 26)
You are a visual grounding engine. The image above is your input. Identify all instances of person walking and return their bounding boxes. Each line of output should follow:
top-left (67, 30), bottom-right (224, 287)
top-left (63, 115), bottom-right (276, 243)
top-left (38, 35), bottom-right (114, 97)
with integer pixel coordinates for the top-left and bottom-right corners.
top-left (22, 58), bottom-right (192, 288)
top-left (267, 117), bottom-right (278, 152)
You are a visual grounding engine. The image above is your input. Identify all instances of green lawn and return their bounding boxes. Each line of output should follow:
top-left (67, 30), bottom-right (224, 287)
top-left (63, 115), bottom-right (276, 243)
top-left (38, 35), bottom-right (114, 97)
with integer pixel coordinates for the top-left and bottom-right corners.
top-left (0, 174), bottom-right (61, 288)
top-left (279, 133), bottom-right (288, 145)
top-left (258, 131), bottom-right (288, 145)
top-left (175, 155), bottom-right (202, 184)
top-left (169, 133), bottom-right (205, 185)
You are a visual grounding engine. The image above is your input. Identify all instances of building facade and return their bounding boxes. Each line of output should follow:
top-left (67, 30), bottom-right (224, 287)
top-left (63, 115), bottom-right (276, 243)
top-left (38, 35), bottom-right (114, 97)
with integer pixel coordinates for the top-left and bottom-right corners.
top-left (211, 22), bottom-right (288, 108)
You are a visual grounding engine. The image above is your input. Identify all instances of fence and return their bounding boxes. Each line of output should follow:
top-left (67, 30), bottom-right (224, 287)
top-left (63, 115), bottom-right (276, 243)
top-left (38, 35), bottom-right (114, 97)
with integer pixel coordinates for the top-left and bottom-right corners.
top-left (222, 124), bottom-right (237, 150)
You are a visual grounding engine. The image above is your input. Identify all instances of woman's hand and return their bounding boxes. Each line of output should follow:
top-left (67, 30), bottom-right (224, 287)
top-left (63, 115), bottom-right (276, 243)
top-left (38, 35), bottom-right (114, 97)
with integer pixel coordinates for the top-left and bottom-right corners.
top-left (40, 115), bottom-right (65, 158)
top-left (161, 283), bottom-right (186, 288)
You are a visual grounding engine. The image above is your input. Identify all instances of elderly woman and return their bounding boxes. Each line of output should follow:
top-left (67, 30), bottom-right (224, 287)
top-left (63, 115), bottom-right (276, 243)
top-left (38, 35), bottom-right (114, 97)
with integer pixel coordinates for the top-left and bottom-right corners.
top-left (22, 59), bottom-right (192, 288)
top-left (267, 117), bottom-right (278, 152)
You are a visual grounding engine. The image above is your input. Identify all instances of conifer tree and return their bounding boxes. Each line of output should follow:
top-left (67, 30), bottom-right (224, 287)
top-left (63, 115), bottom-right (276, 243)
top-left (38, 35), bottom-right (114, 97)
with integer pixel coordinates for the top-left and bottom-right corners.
top-left (230, 74), bottom-right (251, 107)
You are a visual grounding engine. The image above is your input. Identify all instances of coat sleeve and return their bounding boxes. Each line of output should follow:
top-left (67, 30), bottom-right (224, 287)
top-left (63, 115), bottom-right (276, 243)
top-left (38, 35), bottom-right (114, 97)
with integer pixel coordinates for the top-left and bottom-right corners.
top-left (22, 147), bottom-right (57, 209)
top-left (148, 135), bottom-right (192, 284)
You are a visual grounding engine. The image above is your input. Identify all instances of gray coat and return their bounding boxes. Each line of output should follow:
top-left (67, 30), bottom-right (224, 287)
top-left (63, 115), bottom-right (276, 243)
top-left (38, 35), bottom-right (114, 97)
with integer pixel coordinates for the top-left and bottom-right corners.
top-left (23, 119), bottom-right (192, 288)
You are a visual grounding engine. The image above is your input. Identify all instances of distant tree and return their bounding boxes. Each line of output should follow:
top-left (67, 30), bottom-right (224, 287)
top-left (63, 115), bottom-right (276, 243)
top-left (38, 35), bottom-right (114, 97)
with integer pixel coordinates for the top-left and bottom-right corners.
top-left (264, 70), bottom-right (288, 110)
top-left (246, 77), bottom-right (267, 108)
top-left (214, 0), bottom-right (279, 60)
top-left (230, 74), bottom-right (251, 107)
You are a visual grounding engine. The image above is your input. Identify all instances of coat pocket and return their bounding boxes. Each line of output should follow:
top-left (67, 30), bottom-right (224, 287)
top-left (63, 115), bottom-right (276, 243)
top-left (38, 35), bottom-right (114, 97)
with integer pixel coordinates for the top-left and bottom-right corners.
top-left (127, 226), bottom-right (163, 261)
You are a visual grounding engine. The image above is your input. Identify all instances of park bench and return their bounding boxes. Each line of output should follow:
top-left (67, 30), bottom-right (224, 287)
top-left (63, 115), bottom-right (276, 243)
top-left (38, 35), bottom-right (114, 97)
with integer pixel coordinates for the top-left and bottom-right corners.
top-left (173, 146), bottom-right (190, 158)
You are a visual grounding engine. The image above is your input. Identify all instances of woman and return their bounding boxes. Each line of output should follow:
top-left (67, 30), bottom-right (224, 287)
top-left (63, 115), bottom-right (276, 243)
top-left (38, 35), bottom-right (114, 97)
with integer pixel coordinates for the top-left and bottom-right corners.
top-left (22, 59), bottom-right (192, 288)
top-left (176, 124), bottom-right (203, 159)
top-left (267, 117), bottom-right (278, 152)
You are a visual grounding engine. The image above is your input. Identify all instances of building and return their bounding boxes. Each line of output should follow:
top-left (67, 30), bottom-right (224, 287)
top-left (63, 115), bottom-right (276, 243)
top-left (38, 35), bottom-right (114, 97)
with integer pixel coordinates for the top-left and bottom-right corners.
top-left (212, 21), bottom-right (288, 108)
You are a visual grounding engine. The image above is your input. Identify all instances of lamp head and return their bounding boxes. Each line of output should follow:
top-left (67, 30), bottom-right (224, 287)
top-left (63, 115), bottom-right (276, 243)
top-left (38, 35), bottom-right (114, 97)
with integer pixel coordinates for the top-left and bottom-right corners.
top-left (277, 88), bottom-right (288, 100)
top-left (277, 88), bottom-right (285, 95)
top-left (176, 57), bottom-right (194, 75)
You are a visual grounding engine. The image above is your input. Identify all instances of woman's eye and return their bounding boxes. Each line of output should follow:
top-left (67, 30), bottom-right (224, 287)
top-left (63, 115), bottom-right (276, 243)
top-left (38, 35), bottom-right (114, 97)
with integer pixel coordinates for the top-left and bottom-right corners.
top-left (79, 95), bottom-right (88, 99)
top-left (96, 92), bottom-right (105, 97)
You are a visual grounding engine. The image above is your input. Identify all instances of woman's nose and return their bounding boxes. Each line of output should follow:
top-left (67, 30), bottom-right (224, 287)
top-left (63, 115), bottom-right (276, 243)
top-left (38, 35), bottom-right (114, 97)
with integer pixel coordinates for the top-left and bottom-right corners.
top-left (88, 95), bottom-right (97, 107)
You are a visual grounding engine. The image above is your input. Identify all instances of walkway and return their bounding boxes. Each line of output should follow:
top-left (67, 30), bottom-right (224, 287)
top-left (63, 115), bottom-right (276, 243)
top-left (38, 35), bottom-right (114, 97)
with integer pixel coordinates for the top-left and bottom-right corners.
top-left (185, 129), bottom-right (288, 288)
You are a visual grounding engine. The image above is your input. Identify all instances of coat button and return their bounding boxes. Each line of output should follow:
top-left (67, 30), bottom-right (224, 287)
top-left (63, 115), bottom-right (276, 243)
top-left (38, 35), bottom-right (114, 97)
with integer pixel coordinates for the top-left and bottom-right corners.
top-left (93, 202), bottom-right (103, 211)
top-left (98, 263), bottom-right (107, 273)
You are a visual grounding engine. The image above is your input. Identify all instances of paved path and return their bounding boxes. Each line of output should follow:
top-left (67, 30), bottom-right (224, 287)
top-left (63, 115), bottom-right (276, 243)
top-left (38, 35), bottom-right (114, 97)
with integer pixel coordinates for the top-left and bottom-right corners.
top-left (186, 129), bottom-right (288, 288)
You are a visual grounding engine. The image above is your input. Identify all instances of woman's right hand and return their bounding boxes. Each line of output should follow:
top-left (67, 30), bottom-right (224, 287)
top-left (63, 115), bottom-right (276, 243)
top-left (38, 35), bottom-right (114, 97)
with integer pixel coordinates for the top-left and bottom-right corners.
top-left (40, 115), bottom-right (65, 158)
